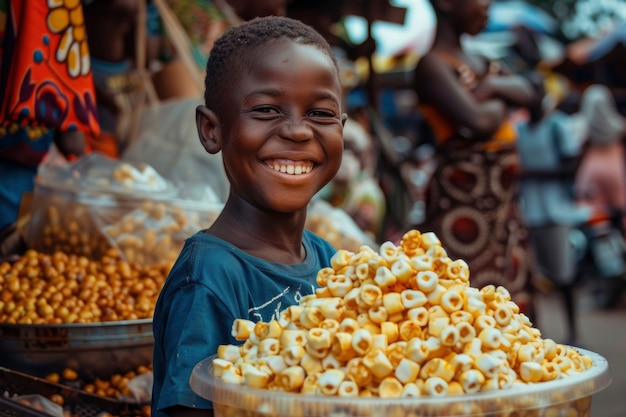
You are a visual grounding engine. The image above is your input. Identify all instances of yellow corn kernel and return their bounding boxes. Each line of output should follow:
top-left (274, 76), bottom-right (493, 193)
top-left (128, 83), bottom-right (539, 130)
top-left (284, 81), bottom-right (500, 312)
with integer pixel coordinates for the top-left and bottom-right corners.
top-left (449, 353), bottom-right (473, 374)
top-left (427, 284), bottom-right (447, 305)
top-left (322, 352), bottom-right (341, 370)
top-left (475, 353), bottom-right (502, 379)
top-left (409, 254), bottom-right (434, 274)
top-left (331, 249), bottom-right (352, 271)
top-left (356, 314), bottom-right (381, 335)
top-left (446, 259), bottom-right (470, 282)
top-left (440, 288), bottom-right (464, 313)
top-left (463, 337), bottom-right (483, 359)
top-left (316, 267), bottom-right (335, 287)
top-left (212, 358), bottom-right (234, 378)
top-left (241, 363), bottom-right (271, 389)
top-left (400, 229), bottom-right (423, 255)
top-left (474, 315), bottom-right (497, 333)
top-left (300, 307), bottom-right (325, 329)
top-left (375, 265), bottom-right (398, 289)
top-left (416, 270), bottom-right (438, 293)
top-left (332, 332), bottom-right (356, 361)
top-left (406, 338), bottom-right (430, 364)
top-left (401, 382), bottom-right (421, 397)
top-left (420, 358), bottom-right (454, 382)
top-left (543, 338), bottom-right (558, 361)
top-left (555, 355), bottom-right (573, 372)
top-left (420, 232), bottom-right (441, 249)
top-left (217, 344), bottom-right (241, 362)
top-left (542, 361), bottom-right (560, 381)
top-left (276, 366), bottom-right (306, 392)
top-left (300, 352), bottom-right (324, 375)
top-left (391, 256), bottom-right (416, 283)
top-left (351, 328), bottom-right (373, 355)
top-left (407, 306), bottom-right (429, 327)
top-left (517, 343), bottom-right (539, 364)
top-left (520, 361), bottom-right (544, 383)
top-left (368, 305), bottom-right (389, 324)
top-left (395, 358), bottom-right (421, 384)
top-left (450, 310), bottom-right (474, 324)
top-left (337, 379), bottom-right (359, 397)
top-left (280, 329), bottom-right (307, 348)
top-left (346, 357), bottom-right (373, 387)
top-left (458, 369), bottom-right (485, 394)
top-left (379, 241), bottom-right (400, 263)
top-left (428, 316), bottom-right (450, 338)
top-left (220, 367), bottom-right (243, 385)
top-left (399, 320), bottom-right (423, 341)
top-left (456, 321), bottom-right (476, 344)
top-left (359, 283), bottom-right (383, 307)
top-left (304, 344), bottom-right (330, 360)
top-left (381, 321), bottom-right (399, 343)
top-left (343, 287), bottom-right (362, 311)
top-left (315, 287), bottom-right (332, 298)
top-left (320, 318), bottom-right (340, 335)
top-left (259, 355), bottom-right (287, 375)
top-left (439, 325), bottom-right (460, 346)
top-left (339, 317), bottom-right (359, 334)
top-left (258, 337), bottom-right (280, 357)
top-left (401, 289), bottom-right (428, 309)
top-left (231, 318), bottom-right (255, 341)
top-left (307, 328), bottom-right (332, 351)
top-left (301, 373), bottom-right (320, 395)
top-left (241, 339), bottom-right (258, 356)
top-left (318, 369), bottom-right (345, 395)
top-left (363, 348), bottom-right (394, 380)
top-left (379, 376), bottom-right (404, 398)
top-left (327, 275), bottom-right (354, 298)
top-left (424, 376), bottom-right (448, 396)
top-left (480, 285), bottom-right (496, 303)
top-left (386, 341), bottom-right (407, 367)
top-left (281, 344), bottom-right (306, 366)
top-left (280, 305), bottom-right (304, 328)
top-left (355, 262), bottom-right (371, 281)
top-left (478, 327), bottom-right (503, 349)
top-left (494, 305), bottom-right (513, 327)
top-left (382, 292), bottom-right (404, 316)
top-left (319, 298), bottom-right (344, 321)
top-left (371, 334), bottom-right (388, 351)
top-left (466, 296), bottom-right (487, 317)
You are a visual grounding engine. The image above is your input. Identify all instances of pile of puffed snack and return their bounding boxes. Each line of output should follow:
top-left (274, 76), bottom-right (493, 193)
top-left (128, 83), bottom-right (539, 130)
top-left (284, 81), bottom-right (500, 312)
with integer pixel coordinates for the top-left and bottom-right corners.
top-left (213, 230), bottom-right (592, 402)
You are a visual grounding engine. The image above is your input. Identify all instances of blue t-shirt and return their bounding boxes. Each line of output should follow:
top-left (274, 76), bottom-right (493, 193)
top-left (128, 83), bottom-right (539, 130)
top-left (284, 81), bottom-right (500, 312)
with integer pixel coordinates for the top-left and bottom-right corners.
top-left (151, 230), bottom-right (336, 416)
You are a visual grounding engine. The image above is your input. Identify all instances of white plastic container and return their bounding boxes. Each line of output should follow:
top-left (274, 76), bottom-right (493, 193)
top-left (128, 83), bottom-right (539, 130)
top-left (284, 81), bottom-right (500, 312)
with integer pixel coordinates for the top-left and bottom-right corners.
top-left (190, 348), bottom-right (611, 417)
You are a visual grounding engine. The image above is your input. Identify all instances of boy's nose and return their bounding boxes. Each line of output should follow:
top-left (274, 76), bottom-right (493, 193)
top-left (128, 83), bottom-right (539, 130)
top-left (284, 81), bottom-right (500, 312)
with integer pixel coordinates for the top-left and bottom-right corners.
top-left (279, 118), bottom-right (313, 142)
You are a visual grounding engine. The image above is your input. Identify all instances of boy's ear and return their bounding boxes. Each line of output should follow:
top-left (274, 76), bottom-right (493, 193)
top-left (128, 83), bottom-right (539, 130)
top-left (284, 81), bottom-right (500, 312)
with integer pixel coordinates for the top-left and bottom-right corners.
top-left (196, 105), bottom-right (222, 154)
top-left (341, 113), bottom-right (348, 127)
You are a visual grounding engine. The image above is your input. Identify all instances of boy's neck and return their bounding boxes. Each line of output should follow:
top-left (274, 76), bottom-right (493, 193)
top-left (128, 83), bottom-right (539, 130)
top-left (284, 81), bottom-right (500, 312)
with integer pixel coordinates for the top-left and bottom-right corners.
top-left (207, 198), bottom-right (308, 264)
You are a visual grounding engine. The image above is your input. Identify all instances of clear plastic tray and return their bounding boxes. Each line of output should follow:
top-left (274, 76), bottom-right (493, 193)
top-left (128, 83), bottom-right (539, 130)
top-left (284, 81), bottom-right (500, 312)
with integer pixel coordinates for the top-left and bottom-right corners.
top-left (190, 348), bottom-right (611, 417)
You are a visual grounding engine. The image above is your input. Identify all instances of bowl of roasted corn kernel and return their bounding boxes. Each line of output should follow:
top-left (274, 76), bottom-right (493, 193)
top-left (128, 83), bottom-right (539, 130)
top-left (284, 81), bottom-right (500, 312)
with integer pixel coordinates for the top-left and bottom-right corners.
top-left (190, 230), bottom-right (612, 417)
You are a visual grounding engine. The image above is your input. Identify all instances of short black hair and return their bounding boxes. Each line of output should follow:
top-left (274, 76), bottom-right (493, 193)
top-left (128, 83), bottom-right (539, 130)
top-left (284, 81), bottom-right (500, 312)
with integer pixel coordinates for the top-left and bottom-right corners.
top-left (204, 16), bottom-right (337, 113)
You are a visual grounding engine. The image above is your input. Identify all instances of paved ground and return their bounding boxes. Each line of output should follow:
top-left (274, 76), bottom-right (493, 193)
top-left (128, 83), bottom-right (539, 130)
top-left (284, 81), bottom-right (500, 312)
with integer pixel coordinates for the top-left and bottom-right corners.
top-left (534, 283), bottom-right (626, 417)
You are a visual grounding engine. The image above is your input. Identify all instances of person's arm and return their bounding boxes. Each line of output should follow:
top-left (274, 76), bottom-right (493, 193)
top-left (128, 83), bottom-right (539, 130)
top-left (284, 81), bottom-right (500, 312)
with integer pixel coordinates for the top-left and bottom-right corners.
top-left (472, 73), bottom-right (535, 107)
top-left (54, 130), bottom-right (86, 159)
top-left (414, 54), bottom-right (506, 141)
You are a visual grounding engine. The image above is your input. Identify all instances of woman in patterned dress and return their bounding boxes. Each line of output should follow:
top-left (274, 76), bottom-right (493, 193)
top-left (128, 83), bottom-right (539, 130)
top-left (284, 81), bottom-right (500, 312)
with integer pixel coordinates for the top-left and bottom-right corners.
top-left (412, 0), bottom-right (537, 317)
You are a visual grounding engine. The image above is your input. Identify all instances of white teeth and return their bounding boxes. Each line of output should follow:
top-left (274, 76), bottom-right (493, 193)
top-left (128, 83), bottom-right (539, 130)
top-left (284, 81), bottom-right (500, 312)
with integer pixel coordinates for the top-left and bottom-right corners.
top-left (270, 163), bottom-right (312, 175)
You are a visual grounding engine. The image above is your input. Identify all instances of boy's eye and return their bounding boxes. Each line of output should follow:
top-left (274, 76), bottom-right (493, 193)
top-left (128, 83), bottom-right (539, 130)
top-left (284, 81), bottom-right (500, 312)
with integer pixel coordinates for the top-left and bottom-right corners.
top-left (308, 109), bottom-right (336, 118)
top-left (253, 106), bottom-right (279, 114)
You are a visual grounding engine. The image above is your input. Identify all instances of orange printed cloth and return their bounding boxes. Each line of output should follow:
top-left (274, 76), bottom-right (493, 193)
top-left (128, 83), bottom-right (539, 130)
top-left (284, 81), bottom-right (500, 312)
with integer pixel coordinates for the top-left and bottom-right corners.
top-left (0, 0), bottom-right (99, 135)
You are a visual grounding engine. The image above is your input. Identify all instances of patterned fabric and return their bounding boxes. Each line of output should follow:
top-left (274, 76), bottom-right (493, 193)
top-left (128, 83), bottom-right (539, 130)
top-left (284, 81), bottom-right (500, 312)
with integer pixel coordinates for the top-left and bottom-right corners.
top-left (417, 55), bottom-right (535, 317)
top-left (157, 0), bottom-right (234, 69)
top-left (0, 0), bottom-right (99, 166)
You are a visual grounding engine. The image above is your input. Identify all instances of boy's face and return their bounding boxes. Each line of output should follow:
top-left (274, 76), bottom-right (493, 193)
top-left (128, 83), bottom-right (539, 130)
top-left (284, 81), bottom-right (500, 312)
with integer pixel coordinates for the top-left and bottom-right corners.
top-left (214, 39), bottom-right (345, 213)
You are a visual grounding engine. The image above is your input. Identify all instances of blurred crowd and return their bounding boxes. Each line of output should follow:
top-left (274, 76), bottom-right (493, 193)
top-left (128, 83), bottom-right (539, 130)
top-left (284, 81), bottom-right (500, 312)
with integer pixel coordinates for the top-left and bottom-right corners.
top-left (2, 0), bottom-right (626, 343)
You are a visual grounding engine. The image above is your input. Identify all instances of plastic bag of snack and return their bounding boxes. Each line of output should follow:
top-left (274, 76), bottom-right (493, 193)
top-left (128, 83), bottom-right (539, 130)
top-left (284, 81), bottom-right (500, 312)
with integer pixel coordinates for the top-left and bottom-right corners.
top-left (306, 199), bottom-right (379, 253)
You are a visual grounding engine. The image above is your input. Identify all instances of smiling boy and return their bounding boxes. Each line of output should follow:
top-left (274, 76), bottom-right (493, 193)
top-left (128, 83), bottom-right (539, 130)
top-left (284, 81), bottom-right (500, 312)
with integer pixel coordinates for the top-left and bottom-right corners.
top-left (151, 16), bottom-right (346, 417)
